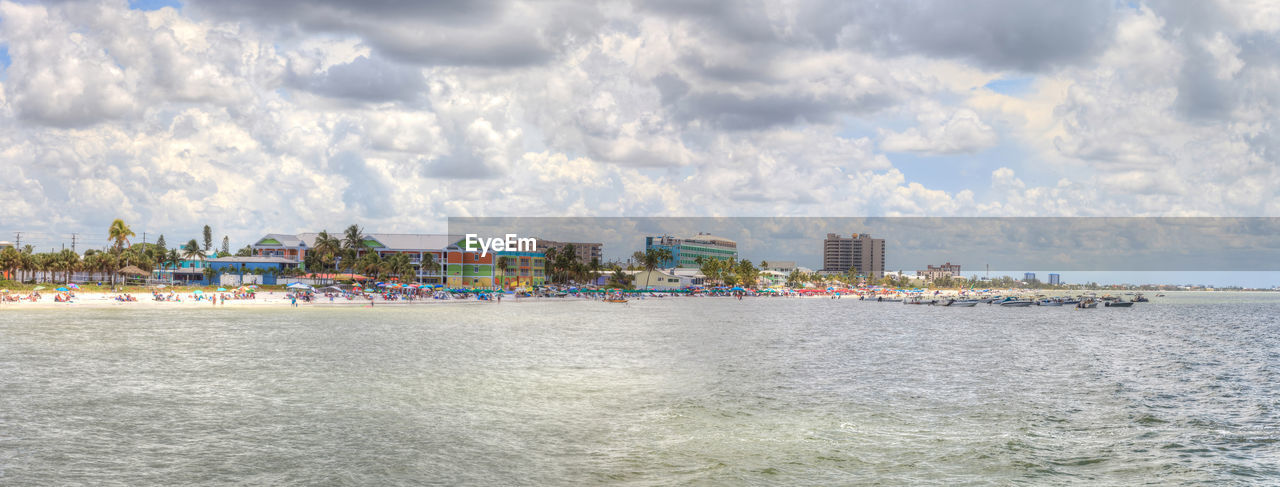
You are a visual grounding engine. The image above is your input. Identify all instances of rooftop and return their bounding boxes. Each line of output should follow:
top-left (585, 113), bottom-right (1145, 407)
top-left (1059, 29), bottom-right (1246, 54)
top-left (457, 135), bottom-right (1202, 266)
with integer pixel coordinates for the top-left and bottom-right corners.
top-left (208, 256), bottom-right (299, 264)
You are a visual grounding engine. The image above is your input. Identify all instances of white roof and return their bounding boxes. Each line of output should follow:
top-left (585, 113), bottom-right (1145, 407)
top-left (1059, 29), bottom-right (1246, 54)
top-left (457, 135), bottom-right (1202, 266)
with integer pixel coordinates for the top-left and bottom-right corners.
top-left (208, 256), bottom-right (298, 264)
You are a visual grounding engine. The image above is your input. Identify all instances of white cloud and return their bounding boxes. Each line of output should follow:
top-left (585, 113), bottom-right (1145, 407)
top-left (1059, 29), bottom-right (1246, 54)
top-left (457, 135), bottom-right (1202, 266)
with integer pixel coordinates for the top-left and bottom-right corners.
top-left (0, 0), bottom-right (1277, 252)
top-left (878, 106), bottom-right (999, 155)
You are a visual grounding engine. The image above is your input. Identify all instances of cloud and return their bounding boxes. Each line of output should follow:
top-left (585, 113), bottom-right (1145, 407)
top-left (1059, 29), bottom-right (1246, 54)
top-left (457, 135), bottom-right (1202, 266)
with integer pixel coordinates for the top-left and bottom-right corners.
top-left (187, 0), bottom-right (602, 67)
top-left (829, 0), bottom-right (1119, 71)
top-left (879, 106), bottom-right (999, 155)
top-left (287, 55), bottom-right (426, 102)
top-left (1, 0), bottom-right (1279, 253)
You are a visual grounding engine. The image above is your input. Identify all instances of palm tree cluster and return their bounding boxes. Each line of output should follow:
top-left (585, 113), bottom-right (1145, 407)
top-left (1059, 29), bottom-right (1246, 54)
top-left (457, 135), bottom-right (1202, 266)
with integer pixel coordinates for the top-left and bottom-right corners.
top-left (0, 219), bottom-right (255, 286)
top-left (694, 256), bottom-right (761, 287)
top-left (543, 246), bottom-right (601, 284)
top-left (631, 247), bottom-right (674, 289)
top-left (297, 225), bottom-right (431, 284)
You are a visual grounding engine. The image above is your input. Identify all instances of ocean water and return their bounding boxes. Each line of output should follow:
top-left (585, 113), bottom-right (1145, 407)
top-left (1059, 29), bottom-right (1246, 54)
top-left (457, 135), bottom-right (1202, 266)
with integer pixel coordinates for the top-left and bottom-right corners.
top-left (1, 293), bottom-right (1278, 485)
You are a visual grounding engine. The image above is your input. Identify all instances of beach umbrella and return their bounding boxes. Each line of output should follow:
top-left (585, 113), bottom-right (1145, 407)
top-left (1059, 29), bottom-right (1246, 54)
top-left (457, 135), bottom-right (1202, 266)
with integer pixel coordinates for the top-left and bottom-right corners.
top-left (69, 283), bottom-right (80, 290)
top-left (155, 284), bottom-right (167, 289)
top-left (286, 282), bottom-right (311, 290)
top-left (56, 287), bottom-right (69, 292)
top-left (33, 286), bottom-right (45, 291)
top-left (193, 290), bottom-right (205, 294)
top-left (217, 287), bottom-right (227, 292)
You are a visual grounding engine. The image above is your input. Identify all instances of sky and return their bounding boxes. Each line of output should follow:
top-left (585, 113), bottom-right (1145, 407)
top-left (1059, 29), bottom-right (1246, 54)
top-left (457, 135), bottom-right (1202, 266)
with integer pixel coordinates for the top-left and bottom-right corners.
top-left (0, 1), bottom-right (1277, 285)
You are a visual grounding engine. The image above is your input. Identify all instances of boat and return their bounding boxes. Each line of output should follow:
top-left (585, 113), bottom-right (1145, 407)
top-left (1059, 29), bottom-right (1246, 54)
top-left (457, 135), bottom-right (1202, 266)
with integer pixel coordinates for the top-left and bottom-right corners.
top-left (1077, 299), bottom-right (1098, 309)
top-left (1000, 300), bottom-right (1034, 307)
top-left (1037, 299), bottom-right (1064, 306)
top-left (949, 299), bottom-right (978, 307)
top-left (1134, 293), bottom-right (1149, 302)
top-left (1105, 300), bottom-right (1134, 307)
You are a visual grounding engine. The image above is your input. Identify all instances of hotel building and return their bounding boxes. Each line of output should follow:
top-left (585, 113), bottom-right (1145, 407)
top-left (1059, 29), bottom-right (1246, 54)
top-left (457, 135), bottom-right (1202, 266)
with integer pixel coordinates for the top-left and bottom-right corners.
top-left (535, 239), bottom-right (603, 266)
top-left (822, 233), bottom-right (886, 278)
top-left (644, 233), bottom-right (738, 268)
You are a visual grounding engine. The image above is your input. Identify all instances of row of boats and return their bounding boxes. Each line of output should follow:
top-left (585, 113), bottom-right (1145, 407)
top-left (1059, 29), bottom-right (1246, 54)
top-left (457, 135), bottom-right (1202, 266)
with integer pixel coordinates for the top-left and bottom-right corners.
top-left (879, 293), bottom-right (1149, 308)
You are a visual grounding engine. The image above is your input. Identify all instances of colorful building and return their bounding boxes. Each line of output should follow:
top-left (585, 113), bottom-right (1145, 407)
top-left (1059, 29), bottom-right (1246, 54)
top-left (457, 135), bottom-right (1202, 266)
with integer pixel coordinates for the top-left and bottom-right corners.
top-left (493, 250), bottom-right (546, 289)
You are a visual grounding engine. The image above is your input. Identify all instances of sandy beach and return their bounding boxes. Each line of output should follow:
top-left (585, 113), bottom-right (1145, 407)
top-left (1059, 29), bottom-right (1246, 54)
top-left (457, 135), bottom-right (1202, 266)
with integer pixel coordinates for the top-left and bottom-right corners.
top-left (0, 291), bottom-right (523, 309)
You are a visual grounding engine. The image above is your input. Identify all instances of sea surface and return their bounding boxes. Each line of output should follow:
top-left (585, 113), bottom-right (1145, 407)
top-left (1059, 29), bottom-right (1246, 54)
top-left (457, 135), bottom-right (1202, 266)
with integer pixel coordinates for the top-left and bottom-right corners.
top-left (2, 292), bottom-right (1279, 485)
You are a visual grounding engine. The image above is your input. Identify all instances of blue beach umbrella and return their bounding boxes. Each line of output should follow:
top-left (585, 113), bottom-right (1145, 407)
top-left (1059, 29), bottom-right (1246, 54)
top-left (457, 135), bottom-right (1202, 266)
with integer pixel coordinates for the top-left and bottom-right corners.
top-left (217, 287), bottom-right (227, 292)
top-left (56, 287), bottom-right (69, 292)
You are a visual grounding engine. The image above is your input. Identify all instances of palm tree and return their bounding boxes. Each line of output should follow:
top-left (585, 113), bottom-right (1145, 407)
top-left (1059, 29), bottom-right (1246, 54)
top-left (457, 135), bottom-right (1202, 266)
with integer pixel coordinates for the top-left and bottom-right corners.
top-left (182, 239), bottom-right (206, 262)
top-left (101, 252), bottom-right (119, 287)
top-left (0, 247), bottom-right (19, 281)
top-left (108, 219), bottom-right (135, 253)
top-left (342, 225), bottom-right (365, 273)
top-left (588, 257), bottom-right (601, 286)
top-left (57, 249), bottom-right (80, 284)
top-left (356, 252), bottom-right (383, 280)
top-left (387, 254), bottom-right (414, 283)
top-left (203, 266), bottom-right (219, 286)
top-left (543, 247), bottom-right (558, 282)
top-left (313, 230), bottom-right (342, 284)
top-left (165, 249), bottom-right (181, 282)
top-left (37, 253), bottom-right (54, 283)
top-left (421, 252), bottom-right (439, 284)
top-left (495, 256), bottom-right (510, 289)
top-left (633, 248), bottom-right (673, 290)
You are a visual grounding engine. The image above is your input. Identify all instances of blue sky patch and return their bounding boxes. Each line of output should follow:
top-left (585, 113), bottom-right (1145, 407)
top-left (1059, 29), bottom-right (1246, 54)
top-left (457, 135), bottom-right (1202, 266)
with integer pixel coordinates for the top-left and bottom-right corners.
top-left (129, 0), bottom-right (182, 11)
top-left (983, 77), bottom-right (1034, 96)
top-left (0, 45), bottom-right (8, 81)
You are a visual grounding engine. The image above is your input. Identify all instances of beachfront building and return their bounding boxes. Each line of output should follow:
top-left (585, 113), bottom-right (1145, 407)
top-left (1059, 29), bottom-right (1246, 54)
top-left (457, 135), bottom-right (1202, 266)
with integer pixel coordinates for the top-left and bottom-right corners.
top-left (152, 258), bottom-right (207, 284)
top-left (917, 262), bottom-right (962, 281)
top-left (822, 233), bottom-right (886, 278)
top-left (628, 269), bottom-right (686, 290)
top-left (1024, 272), bottom-right (1036, 281)
top-left (644, 233), bottom-right (737, 268)
top-left (535, 239), bottom-right (603, 266)
top-left (668, 268), bottom-right (707, 287)
top-left (761, 260), bottom-right (797, 273)
top-left (1048, 273), bottom-right (1061, 285)
top-left (493, 250), bottom-right (546, 289)
top-left (205, 256), bottom-right (297, 286)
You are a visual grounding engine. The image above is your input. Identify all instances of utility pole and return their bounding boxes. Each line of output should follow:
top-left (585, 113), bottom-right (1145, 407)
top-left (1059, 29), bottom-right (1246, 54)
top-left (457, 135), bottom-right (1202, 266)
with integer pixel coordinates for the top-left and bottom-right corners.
top-left (13, 232), bottom-right (20, 249)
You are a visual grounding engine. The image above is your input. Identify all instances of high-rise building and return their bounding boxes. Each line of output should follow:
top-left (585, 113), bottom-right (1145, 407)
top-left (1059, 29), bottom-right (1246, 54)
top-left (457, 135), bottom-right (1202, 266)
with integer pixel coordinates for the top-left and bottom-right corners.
top-left (1024, 272), bottom-right (1036, 281)
top-left (1048, 273), bottom-right (1061, 285)
top-left (645, 233), bottom-right (737, 268)
top-left (822, 233), bottom-right (886, 278)
top-left (535, 239), bottom-right (603, 266)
